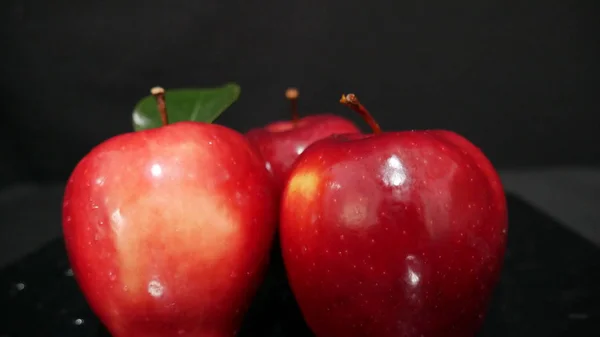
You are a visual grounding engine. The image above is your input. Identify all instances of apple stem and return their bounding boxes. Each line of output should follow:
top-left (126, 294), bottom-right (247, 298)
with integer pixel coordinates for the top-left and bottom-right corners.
top-left (340, 93), bottom-right (382, 134)
top-left (151, 86), bottom-right (169, 126)
top-left (286, 87), bottom-right (300, 123)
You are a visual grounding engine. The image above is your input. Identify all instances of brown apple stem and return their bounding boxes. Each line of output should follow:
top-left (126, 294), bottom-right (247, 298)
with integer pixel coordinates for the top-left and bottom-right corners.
top-left (340, 93), bottom-right (382, 134)
top-left (151, 86), bottom-right (169, 126)
top-left (286, 87), bottom-right (300, 123)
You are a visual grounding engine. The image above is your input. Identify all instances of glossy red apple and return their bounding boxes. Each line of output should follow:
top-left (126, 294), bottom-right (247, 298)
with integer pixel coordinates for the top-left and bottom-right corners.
top-left (280, 94), bottom-right (508, 337)
top-left (62, 87), bottom-right (277, 337)
top-left (245, 88), bottom-right (360, 192)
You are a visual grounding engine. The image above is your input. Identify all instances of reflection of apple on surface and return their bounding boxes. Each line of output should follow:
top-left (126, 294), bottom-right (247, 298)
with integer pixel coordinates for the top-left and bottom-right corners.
top-left (62, 87), bottom-right (277, 337)
top-left (281, 94), bottom-right (508, 337)
top-left (246, 88), bottom-right (360, 192)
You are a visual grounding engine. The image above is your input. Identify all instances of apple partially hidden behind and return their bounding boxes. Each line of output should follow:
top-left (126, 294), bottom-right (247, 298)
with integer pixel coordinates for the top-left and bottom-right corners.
top-left (245, 88), bottom-right (360, 193)
top-left (62, 87), bottom-right (277, 337)
top-left (280, 94), bottom-right (508, 337)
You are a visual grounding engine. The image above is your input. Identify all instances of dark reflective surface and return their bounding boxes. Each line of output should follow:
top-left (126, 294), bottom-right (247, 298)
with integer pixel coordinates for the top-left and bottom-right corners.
top-left (1, 195), bottom-right (599, 337)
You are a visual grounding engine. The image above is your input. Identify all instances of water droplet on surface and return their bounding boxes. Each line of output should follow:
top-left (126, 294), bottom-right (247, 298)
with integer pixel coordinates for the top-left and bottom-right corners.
top-left (15, 283), bottom-right (25, 291)
top-left (65, 268), bottom-right (74, 277)
top-left (73, 318), bottom-right (84, 325)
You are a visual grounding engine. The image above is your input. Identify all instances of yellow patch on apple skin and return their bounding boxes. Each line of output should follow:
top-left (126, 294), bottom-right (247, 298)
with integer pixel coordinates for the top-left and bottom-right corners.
top-left (110, 185), bottom-right (241, 302)
top-left (286, 170), bottom-right (321, 203)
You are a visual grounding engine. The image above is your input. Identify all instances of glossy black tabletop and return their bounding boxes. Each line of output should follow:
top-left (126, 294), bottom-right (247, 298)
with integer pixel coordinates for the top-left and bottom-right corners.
top-left (1, 194), bottom-right (599, 337)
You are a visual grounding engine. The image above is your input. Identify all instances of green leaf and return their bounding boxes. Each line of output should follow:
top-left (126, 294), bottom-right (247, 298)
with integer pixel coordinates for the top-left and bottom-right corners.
top-left (132, 83), bottom-right (241, 131)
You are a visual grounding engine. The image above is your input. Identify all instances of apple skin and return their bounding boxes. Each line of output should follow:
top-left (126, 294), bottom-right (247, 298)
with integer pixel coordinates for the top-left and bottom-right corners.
top-left (62, 121), bottom-right (277, 337)
top-left (280, 130), bottom-right (508, 337)
top-left (245, 114), bottom-right (360, 193)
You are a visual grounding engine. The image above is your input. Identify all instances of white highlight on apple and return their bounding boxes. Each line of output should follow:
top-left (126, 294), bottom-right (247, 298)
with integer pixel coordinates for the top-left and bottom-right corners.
top-left (110, 208), bottom-right (123, 233)
top-left (405, 255), bottom-right (421, 287)
top-left (383, 155), bottom-right (407, 187)
top-left (151, 163), bottom-right (163, 177)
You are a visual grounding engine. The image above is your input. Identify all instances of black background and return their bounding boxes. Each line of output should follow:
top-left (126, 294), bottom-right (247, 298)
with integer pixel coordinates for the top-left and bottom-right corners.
top-left (1, 0), bottom-right (599, 187)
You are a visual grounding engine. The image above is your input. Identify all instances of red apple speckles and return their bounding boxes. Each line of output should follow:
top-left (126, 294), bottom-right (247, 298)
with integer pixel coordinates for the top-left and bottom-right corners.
top-left (280, 93), bottom-right (508, 337)
top-left (63, 88), bottom-right (277, 337)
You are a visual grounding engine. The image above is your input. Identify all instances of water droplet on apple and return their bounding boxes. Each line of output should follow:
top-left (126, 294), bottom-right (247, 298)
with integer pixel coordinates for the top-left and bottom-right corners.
top-left (230, 271), bottom-right (237, 278)
top-left (65, 216), bottom-right (72, 222)
top-left (178, 329), bottom-right (186, 335)
top-left (302, 246), bottom-right (307, 252)
top-left (340, 234), bottom-right (345, 240)
top-left (148, 279), bottom-right (164, 298)
top-left (95, 177), bottom-right (105, 186)
top-left (108, 272), bottom-right (116, 281)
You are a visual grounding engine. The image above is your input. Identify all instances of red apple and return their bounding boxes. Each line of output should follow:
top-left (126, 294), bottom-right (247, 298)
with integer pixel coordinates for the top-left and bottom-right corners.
top-left (280, 94), bottom-right (508, 337)
top-left (62, 87), bottom-right (277, 337)
top-left (245, 88), bottom-right (360, 192)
